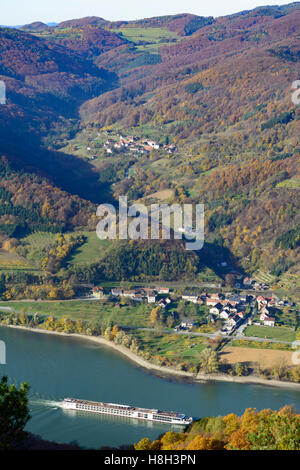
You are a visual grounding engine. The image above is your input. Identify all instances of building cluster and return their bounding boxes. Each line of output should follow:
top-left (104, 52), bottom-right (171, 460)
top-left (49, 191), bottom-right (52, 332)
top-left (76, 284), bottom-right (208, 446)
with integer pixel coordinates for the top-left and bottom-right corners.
top-left (103, 134), bottom-right (177, 156)
top-left (257, 295), bottom-right (277, 327)
top-left (203, 292), bottom-right (249, 333)
top-left (242, 277), bottom-right (270, 290)
top-left (91, 286), bottom-right (171, 304)
top-left (91, 285), bottom-right (293, 333)
top-left (109, 286), bottom-right (171, 304)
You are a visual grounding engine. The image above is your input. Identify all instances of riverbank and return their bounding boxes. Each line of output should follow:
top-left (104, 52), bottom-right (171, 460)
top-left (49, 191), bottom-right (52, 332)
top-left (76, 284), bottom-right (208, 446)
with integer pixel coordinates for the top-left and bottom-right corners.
top-left (2, 323), bottom-right (300, 391)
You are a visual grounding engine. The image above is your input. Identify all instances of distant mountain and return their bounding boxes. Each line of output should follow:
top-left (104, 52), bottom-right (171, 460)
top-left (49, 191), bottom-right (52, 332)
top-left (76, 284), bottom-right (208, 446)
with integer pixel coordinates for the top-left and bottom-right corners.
top-left (57, 16), bottom-right (109, 29)
top-left (0, 3), bottom-right (299, 285)
top-left (20, 21), bottom-right (51, 32)
top-left (107, 13), bottom-right (215, 36)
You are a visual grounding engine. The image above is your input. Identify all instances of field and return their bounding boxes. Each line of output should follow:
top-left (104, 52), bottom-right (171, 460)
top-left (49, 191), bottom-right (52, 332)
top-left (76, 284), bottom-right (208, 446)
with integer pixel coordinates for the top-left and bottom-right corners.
top-left (0, 300), bottom-right (152, 328)
top-left (65, 232), bottom-right (111, 267)
top-left (144, 189), bottom-right (174, 202)
top-left (0, 231), bottom-right (111, 274)
top-left (20, 232), bottom-right (56, 267)
top-left (253, 271), bottom-right (277, 286)
top-left (0, 249), bottom-right (32, 271)
top-left (111, 27), bottom-right (179, 52)
top-left (277, 176), bottom-right (300, 190)
top-left (244, 325), bottom-right (296, 342)
top-left (132, 330), bottom-right (208, 365)
top-left (220, 346), bottom-right (293, 368)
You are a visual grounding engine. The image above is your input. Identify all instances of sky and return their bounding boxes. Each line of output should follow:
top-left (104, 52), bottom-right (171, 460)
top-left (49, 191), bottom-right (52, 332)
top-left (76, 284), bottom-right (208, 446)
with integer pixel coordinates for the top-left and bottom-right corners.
top-left (1, 0), bottom-right (296, 26)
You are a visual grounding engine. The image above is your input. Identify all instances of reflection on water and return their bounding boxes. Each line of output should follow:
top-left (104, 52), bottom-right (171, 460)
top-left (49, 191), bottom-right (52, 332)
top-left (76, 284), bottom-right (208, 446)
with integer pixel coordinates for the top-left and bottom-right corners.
top-left (62, 408), bottom-right (182, 431)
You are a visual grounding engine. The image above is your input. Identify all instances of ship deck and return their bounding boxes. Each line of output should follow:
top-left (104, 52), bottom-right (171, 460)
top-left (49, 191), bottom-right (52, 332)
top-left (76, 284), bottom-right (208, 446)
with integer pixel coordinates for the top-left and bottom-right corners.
top-left (64, 398), bottom-right (186, 419)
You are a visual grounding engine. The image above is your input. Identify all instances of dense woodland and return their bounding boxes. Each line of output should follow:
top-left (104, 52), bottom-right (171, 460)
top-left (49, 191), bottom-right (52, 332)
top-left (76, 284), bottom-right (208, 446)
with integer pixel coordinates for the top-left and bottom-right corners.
top-left (134, 406), bottom-right (300, 450)
top-left (0, 3), bottom-right (299, 289)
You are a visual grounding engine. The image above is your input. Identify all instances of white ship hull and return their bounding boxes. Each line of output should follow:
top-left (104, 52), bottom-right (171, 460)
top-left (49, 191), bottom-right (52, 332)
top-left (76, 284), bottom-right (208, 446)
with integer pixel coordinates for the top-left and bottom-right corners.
top-left (63, 398), bottom-right (193, 426)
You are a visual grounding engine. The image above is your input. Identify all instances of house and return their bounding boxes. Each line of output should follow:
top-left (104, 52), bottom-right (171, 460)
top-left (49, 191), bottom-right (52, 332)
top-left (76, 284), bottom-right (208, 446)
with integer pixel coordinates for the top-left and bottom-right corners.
top-left (158, 298), bottom-right (171, 308)
top-left (227, 294), bottom-right (242, 304)
top-left (157, 287), bottom-right (170, 294)
top-left (182, 293), bottom-right (199, 304)
top-left (210, 293), bottom-right (224, 301)
top-left (261, 306), bottom-right (270, 316)
top-left (226, 315), bottom-right (241, 330)
top-left (236, 311), bottom-right (245, 319)
top-left (92, 287), bottom-right (104, 299)
top-left (257, 296), bottom-right (273, 310)
top-left (206, 297), bottom-right (219, 306)
top-left (147, 291), bottom-right (156, 303)
top-left (259, 312), bottom-right (268, 322)
top-left (181, 319), bottom-right (195, 329)
top-left (122, 290), bottom-right (136, 299)
top-left (209, 303), bottom-right (223, 315)
top-left (111, 288), bottom-right (123, 297)
top-left (263, 317), bottom-right (275, 327)
top-left (133, 293), bottom-right (144, 302)
top-left (147, 140), bottom-right (160, 150)
top-left (223, 318), bottom-right (236, 331)
top-left (220, 310), bottom-right (231, 320)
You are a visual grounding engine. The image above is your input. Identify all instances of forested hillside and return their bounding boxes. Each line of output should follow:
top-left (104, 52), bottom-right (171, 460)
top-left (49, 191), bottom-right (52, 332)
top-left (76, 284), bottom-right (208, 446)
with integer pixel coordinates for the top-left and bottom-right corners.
top-left (134, 407), bottom-right (300, 450)
top-left (0, 3), bottom-right (299, 290)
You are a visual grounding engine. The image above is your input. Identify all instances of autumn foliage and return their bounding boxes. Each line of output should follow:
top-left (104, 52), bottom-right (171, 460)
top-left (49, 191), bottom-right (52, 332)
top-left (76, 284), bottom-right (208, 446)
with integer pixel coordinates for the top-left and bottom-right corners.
top-left (134, 406), bottom-right (300, 450)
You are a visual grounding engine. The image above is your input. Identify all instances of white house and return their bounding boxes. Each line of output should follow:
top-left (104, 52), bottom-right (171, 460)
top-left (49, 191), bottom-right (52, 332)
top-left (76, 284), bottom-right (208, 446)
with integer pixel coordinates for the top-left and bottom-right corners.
top-left (263, 317), bottom-right (275, 327)
top-left (147, 292), bottom-right (156, 303)
top-left (182, 294), bottom-right (199, 304)
top-left (157, 287), bottom-right (170, 294)
top-left (123, 290), bottom-right (136, 299)
top-left (111, 288), bottom-right (123, 297)
top-left (220, 310), bottom-right (230, 320)
top-left (209, 303), bottom-right (223, 315)
top-left (181, 319), bottom-right (195, 329)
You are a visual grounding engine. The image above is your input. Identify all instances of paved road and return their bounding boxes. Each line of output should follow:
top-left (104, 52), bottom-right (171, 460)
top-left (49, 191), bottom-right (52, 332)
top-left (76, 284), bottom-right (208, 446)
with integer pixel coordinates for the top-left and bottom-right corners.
top-left (122, 326), bottom-right (294, 346)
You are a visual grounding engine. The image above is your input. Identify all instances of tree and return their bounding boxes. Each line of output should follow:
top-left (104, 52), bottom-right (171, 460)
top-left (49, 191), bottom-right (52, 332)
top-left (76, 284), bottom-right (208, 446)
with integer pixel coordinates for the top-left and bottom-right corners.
top-left (150, 307), bottom-right (161, 325)
top-left (0, 376), bottom-right (30, 450)
top-left (234, 362), bottom-right (249, 376)
top-left (134, 438), bottom-right (152, 450)
top-left (110, 324), bottom-right (119, 341)
top-left (225, 274), bottom-right (236, 287)
top-left (199, 348), bottom-right (220, 373)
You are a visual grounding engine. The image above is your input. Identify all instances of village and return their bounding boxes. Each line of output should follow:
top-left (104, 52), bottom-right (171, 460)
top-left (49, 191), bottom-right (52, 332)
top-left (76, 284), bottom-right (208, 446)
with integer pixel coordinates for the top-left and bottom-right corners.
top-left (84, 129), bottom-right (177, 159)
top-left (90, 281), bottom-right (296, 339)
top-left (103, 132), bottom-right (177, 156)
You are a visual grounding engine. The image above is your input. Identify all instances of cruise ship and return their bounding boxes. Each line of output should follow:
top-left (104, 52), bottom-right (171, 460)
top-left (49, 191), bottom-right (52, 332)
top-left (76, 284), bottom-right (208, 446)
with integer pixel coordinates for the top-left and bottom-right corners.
top-left (63, 398), bottom-right (193, 426)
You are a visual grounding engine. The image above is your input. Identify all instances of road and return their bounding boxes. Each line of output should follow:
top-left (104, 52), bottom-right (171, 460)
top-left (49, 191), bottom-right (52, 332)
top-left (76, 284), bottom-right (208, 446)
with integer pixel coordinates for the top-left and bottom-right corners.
top-left (122, 326), bottom-right (295, 346)
top-left (0, 306), bottom-right (295, 347)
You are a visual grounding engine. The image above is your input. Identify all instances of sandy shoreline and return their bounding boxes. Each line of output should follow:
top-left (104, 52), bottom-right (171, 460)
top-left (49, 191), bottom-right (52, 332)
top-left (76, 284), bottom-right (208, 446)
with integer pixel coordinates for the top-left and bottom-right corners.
top-left (2, 323), bottom-right (300, 391)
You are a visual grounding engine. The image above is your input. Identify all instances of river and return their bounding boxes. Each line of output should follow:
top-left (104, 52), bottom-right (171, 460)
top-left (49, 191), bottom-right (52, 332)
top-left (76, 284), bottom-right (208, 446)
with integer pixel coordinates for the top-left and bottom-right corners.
top-left (0, 325), bottom-right (299, 449)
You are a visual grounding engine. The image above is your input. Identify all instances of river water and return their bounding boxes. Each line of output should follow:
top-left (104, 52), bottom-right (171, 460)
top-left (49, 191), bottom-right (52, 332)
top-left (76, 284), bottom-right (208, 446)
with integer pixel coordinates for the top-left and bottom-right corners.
top-left (0, 325), bottom-right (299, 449)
